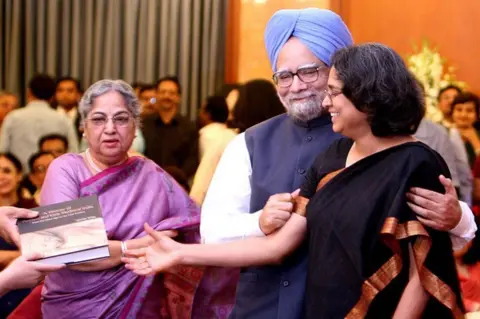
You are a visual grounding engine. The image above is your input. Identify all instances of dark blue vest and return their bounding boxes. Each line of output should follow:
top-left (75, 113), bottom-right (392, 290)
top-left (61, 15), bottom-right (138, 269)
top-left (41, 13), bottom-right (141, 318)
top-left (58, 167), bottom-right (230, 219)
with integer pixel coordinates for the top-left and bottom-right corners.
top-left (229, 113), bottom-right (341, 319)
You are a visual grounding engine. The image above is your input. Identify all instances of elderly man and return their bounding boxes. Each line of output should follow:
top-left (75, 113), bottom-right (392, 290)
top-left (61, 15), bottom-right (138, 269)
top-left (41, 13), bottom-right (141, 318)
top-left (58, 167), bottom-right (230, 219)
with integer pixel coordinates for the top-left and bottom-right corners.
top-left (201, 8), bottom-right (476, 319)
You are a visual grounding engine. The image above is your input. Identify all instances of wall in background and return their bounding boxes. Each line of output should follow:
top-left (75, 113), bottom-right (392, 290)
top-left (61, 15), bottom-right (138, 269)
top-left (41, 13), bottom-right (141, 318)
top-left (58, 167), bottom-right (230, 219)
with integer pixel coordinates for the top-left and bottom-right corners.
top-left (225, 0), bottom-right (330, 84)
top-left (227, 0), bottom-right (480, 93)
top-left (335, 0), bottom-right (480, 93)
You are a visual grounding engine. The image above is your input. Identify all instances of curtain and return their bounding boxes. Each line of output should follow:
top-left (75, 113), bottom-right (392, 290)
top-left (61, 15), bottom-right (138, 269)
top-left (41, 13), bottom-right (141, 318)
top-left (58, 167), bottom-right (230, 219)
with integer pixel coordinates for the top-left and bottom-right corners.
top-left (0, 0), bottom-right (227, 120)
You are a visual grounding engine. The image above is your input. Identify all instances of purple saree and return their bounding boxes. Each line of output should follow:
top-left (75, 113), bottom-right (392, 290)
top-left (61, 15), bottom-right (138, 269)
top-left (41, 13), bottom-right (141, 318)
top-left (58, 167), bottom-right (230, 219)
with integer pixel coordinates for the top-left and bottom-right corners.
top-left (40, 154), bottom-right (236, 319)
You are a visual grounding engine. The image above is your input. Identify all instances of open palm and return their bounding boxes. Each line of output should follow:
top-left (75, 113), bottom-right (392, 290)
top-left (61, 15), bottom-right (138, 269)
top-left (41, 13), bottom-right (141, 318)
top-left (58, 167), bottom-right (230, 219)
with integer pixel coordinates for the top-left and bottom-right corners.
top-left (123, 223), bottom-right (182, 276)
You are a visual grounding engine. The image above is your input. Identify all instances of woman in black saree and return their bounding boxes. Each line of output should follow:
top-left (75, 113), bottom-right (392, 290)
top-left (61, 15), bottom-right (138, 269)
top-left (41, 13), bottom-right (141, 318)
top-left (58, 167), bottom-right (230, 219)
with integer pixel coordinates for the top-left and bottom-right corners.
top-left (124, 43), bottom-right (464, 318)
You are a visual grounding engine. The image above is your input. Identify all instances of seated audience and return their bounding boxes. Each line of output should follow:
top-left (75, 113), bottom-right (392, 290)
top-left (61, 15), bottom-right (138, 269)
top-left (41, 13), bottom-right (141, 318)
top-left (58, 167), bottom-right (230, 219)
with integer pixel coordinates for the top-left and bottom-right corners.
top-left (39, 134), bottom-right (68, 158)
top-left (27, 151), bottom-right (55, 204)
top-left (0, 153), bottom-right (37, 318)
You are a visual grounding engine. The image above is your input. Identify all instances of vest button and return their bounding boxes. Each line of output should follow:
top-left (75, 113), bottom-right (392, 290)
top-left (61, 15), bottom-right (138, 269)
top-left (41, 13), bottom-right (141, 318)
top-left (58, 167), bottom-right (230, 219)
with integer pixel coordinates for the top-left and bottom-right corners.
top-left (283, 280), bottom-right (290, 287)
top-left (305, 136), bottom-right (312, 142)
top-left (298, 168), bottom-right (305, 174)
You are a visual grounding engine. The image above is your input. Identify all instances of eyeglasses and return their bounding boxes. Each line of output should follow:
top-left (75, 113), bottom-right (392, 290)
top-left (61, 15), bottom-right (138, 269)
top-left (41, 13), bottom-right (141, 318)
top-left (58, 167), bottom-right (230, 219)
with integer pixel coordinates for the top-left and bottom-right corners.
top-left (324, 89), bottom-right (343, 101)
top-left (272, 65), bottom-right (328, 88)
top-left (33, 165), bottom-right (48, 174)
top-left (87, 114), bottom-right (132, 127)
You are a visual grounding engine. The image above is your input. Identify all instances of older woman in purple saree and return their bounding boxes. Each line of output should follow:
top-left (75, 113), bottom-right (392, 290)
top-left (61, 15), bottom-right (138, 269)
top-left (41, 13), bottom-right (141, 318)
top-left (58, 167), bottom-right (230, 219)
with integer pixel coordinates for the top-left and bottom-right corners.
top-left (33, 80), bottom-right (236, 318)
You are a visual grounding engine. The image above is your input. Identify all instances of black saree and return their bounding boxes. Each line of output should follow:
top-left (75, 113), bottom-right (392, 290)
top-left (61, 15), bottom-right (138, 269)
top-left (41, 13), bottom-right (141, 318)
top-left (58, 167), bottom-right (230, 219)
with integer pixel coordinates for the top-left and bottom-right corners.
top-left (298, 138), bottom-right (464, 319)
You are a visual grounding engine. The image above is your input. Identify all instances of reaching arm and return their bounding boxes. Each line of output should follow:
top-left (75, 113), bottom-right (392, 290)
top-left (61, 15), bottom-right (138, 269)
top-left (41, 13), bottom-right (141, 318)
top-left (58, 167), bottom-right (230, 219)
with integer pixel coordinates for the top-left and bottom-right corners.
top-left (181, 213), bottom-right (306, 267)
top-left (392, 244), bottom-right (428, 319)
top-left (68, 240), bottom-right (122, 271)
top-left (124, 214), bottom-right (307, 275)
top-left (68, 234), bottom-right (154, 271)
top-left (0, 254), bottom-right (64, 297)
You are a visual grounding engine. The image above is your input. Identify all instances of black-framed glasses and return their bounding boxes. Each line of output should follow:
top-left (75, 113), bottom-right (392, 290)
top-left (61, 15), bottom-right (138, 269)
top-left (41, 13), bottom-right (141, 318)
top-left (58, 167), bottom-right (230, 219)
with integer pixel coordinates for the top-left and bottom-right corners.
top-left (272, 65), bottom-right (327, 88)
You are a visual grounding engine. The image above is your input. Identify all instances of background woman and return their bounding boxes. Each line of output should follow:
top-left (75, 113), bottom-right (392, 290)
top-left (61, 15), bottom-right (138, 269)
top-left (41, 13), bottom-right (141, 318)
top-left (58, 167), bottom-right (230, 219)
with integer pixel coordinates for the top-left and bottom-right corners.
top-left (0, 153), bottom-right (37, 317)
top-left (451, 92), bottom-right (480, 168)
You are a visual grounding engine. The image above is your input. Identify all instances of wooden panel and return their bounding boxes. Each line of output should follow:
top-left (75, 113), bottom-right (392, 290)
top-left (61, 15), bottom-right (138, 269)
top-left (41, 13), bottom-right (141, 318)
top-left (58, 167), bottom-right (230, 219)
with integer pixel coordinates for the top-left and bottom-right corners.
top-left (337, 0), bottom-right (480, 93)
top-left (225, 0), bottom-right (241, 83)
top-left (226, 0), bottom-right (331, 83)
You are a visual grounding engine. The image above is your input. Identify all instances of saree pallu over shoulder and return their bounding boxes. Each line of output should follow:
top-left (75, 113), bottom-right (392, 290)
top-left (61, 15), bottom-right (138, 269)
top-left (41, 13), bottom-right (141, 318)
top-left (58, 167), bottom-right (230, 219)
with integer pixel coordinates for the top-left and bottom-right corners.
top-left (305, 141), bottom-right (464, 319)
top-left (79, 157), bottom-right (143, 196)
top-left (42, 156), bottom-right (236, 319)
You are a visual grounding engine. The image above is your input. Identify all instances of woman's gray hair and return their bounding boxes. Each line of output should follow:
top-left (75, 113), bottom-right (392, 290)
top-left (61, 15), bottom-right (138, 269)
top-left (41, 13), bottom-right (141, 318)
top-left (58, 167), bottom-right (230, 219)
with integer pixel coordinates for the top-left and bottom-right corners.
top-left (79, 79), bottom-right (141, 127)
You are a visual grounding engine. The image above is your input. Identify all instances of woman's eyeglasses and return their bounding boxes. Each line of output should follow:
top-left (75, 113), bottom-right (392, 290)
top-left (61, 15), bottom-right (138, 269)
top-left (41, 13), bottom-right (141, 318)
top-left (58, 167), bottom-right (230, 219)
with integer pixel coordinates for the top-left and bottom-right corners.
top-left (87, 114), bottom-right (132, 127)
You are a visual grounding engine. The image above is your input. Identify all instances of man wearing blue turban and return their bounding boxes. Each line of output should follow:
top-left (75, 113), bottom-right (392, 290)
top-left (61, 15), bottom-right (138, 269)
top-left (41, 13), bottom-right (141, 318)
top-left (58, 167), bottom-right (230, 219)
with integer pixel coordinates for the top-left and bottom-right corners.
top-left (201, 8), bottom-right (475, 319)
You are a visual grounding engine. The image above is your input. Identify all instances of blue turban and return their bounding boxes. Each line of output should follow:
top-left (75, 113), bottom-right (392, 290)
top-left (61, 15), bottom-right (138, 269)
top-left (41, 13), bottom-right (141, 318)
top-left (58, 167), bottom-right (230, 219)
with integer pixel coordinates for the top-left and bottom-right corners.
top-left (264, 8), bottom-right (353, 71)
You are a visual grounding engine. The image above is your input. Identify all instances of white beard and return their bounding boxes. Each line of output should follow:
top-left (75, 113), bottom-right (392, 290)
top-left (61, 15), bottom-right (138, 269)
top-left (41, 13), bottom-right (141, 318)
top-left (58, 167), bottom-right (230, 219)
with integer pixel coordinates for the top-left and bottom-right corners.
top-left (279, 93), bottom-right (326, 123)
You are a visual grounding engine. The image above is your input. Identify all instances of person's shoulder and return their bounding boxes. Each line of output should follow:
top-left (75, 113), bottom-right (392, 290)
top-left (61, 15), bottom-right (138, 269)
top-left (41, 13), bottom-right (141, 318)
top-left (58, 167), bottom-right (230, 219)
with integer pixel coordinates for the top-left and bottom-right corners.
top-left (398, 141), bottom-right (450, 175)
top-left (311, 137), bottom-right (352, 167)
top-left (50, 153), bottom-right (84, 171)
top-left (4, 108), bottom-right (24, 121)
top-left (417, 119), bottom-right (449, 137)
top-left (134, 155), bottom-right (167, 174)
top-left (402, 141), bottom-right (440, 159)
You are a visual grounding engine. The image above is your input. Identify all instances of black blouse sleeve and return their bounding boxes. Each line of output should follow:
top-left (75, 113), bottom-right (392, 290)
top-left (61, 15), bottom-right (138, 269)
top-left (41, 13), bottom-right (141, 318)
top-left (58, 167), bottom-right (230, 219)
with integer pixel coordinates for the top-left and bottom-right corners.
top-left (300, 165), bottom-right (319, 199)
top-left (299, 138), bottom-right (353, 199)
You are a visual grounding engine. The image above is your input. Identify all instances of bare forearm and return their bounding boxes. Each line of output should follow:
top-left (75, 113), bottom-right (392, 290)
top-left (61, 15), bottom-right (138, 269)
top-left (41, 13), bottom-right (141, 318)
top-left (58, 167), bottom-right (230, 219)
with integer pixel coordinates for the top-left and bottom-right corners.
top-left (0, 271), bottom-right (11, 297)
top-left (179, 214), bottom-right (306, 267)
top-left (393, 246), bottom-right (428, 319)
top-left (68, 240), bottom-right (122, 271)
top-left (393, 274), bottom-right (427, 318)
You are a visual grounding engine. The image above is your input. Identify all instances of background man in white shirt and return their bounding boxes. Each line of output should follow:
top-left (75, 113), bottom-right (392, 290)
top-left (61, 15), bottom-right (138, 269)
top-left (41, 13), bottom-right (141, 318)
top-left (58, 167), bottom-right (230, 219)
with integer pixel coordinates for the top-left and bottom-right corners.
top-left (0, 74), bottom-right (79, 171)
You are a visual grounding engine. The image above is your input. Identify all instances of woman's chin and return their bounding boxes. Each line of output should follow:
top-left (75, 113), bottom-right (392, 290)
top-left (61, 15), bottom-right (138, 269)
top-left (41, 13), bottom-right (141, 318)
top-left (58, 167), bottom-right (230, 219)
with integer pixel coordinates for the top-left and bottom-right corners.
top-left (331, 123), bottom-right (343, 134)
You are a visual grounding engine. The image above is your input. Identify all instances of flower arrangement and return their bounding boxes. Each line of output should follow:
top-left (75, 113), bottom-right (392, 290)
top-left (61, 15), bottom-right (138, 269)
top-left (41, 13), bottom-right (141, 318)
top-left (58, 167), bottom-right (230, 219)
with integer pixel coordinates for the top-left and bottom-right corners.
top-left (406, 40), bottom-right (467, 123)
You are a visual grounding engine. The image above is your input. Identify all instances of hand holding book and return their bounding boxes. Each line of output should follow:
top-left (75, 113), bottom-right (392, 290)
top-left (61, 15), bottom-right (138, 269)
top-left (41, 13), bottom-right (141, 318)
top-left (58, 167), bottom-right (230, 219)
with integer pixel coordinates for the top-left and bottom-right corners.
top-left (17, 196), bottom-right (110, 265)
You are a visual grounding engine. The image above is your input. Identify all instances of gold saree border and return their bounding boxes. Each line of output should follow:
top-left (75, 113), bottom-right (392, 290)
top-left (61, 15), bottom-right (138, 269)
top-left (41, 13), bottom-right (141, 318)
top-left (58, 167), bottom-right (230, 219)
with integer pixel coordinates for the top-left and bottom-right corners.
top-left (346, 217), bottom-right (464, 319)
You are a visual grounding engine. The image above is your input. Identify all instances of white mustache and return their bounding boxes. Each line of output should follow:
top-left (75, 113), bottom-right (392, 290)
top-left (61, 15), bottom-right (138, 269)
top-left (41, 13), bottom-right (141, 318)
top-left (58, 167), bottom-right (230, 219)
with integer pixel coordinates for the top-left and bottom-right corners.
top-left (289, 93), bottom-right (316, 101)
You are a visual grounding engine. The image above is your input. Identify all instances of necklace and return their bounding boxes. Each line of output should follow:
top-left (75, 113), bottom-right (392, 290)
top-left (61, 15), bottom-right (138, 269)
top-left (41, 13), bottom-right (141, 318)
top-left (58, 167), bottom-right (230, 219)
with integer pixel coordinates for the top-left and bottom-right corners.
top-left (85, 148), bottom-right (130, 173)
top-left (85, 148), bottom-right (102, 173)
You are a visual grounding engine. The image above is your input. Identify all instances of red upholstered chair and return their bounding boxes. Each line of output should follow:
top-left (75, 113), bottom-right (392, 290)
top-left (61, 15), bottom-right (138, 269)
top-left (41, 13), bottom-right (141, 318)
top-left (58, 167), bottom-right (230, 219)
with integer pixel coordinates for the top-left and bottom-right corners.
top-left (8, 283), bottom-right (43, 319)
